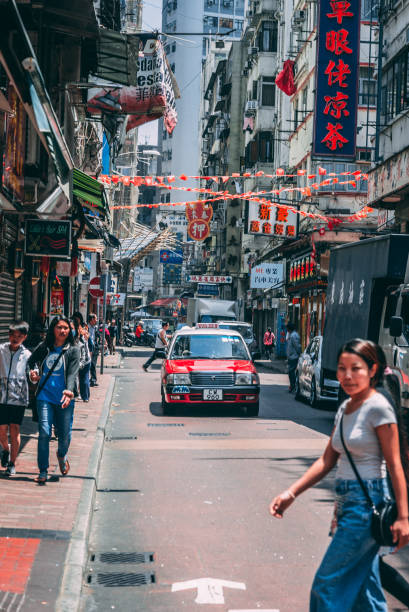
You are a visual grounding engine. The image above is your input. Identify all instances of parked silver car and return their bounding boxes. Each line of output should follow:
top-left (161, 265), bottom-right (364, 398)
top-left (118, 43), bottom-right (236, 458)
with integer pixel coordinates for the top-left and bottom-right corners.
top-left (295, 335), bottom-right (339, 407)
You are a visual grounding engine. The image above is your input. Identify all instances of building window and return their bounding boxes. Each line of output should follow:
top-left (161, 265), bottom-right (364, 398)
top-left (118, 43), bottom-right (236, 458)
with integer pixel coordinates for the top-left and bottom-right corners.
top-left (258, 21), bottom-right (278, 53)
top-left (235, 20), bottom-right (243, 31)
top-left (252, 80), bottom-right (258, 100)
top-left (359, 66), bottom-right (376, 106)
top-left (261, 77), bottom-right (275, 106)
top-left (204, 15), bottom-right (218, 32)
top-left (361, 0), bottom-right (378, 20)
top-left (381, 49), bottom-right (409, 123)
top-left (314, 162), bottom-right (367, 191)
top-left (205, 0), bottom-right (218, 10)
top-left (259, 131), bottom-right (274, 162)
top-left (171, 63), bottom-right (176, 73)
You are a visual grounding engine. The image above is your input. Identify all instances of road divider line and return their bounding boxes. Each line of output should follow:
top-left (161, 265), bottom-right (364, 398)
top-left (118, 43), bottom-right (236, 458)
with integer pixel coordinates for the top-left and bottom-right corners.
top-left (109, 438), bottom-right (328, 451)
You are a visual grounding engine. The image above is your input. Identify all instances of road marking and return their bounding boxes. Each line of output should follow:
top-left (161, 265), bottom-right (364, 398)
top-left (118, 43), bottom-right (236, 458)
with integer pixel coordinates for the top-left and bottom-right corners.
top-left (228, 609), bottom-right (279, 612)
top-left (111, 438), bottom-right (327, 451)
top-left (172, 577), bottom-right (246, 604)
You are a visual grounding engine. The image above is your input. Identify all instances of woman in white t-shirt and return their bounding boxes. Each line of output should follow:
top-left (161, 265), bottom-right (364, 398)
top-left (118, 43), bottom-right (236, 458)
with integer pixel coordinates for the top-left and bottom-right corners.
top-left (269, 338), bottom-right (409, 611)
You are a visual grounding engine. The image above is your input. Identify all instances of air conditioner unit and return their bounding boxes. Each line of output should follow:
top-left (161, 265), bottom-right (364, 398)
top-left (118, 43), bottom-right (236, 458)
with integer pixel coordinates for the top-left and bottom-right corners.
top-left (293, 10), bottom-right (305, 22)
top-left (245, 100), bottom-right (258, 111)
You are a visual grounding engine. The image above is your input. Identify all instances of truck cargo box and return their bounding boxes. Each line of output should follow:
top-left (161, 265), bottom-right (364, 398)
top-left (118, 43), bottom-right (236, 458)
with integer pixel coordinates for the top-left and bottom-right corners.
top-left (322, 234), bottom-right (409, 374)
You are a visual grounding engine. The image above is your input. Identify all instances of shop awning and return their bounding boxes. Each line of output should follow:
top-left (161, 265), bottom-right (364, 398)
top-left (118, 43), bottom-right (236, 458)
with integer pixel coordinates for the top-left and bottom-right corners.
top-left (72, 168), bottom-right (110, 220)
top-left (148, 298), bottom-right (187, 307)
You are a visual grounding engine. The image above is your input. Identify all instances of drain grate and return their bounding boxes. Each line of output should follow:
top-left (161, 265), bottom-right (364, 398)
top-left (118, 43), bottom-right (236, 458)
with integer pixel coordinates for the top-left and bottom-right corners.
top-left (147, 423), bottom-right (184, 427)
top-left (189, 432), bottom-right (231, 437)
top-left (105, 435), bottom-right (138, 441)
top-left (97, 488), bottom-right (141, 493)
top-left (95, 572), bottom-right (155, 587)
top-left (99, 552), bottom-right (154, 564)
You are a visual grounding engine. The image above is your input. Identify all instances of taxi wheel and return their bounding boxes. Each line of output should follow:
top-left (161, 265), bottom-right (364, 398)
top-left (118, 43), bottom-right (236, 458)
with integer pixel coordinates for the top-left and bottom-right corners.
top-left (246, 403), bottom-right (259, 417)
top-left (161, 392), bottom-right (174, 416)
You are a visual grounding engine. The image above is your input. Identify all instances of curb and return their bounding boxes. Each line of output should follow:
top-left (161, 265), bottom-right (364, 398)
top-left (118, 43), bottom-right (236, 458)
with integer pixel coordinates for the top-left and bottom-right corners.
top-left (56, 376), bottom-right (116, 612)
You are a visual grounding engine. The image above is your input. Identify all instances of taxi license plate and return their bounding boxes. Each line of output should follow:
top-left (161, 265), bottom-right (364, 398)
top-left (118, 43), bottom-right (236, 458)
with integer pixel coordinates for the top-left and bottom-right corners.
top-left (203, 389), bottom-right (223, 401)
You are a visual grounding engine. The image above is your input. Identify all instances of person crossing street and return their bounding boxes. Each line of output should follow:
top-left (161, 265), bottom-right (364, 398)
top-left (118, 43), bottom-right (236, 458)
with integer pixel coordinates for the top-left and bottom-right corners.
top-left (143, 321), bottom-right (169, 372)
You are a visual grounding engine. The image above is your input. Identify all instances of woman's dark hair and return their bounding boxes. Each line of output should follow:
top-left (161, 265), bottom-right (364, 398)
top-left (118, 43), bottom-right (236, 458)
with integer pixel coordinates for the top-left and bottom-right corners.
top-left (72, 311), bottom-right (84, 325)
top-left (45, 316), bottom-right (76, 348)
top-left (286, 322), bottom-right (295, 332)
top-left (337, 338), bottom-right (386, 387)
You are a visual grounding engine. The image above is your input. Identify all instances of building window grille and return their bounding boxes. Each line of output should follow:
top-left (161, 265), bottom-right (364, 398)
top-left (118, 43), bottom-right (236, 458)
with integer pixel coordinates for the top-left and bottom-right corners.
top-left (261, 77), bottom-right (275, 106)
top-left (381, 48), bottom-right (409, 123)
top-left (257, 21), bottom-right (278, 53)
top-left (359, 67), bottom-right (376, 106)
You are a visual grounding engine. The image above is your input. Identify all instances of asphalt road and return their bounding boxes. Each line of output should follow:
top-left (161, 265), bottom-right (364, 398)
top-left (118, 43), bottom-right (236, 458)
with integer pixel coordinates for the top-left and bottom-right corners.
top-left (80, 348), bottom-right (409, 612)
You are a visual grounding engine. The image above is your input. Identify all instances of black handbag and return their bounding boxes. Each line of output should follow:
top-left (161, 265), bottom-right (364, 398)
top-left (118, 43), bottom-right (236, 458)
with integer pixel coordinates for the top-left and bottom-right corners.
top-left (340, 413), bottom-right (397, 546)
top-left (29, 349), bottom-right (65, 422)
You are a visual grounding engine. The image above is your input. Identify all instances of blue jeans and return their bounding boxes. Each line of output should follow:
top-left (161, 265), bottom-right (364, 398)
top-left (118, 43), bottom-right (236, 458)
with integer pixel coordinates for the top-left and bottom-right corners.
top-left (310, 478), bottom-right (389, 611)
top-left (37, 400), bottom-right (74, 474)
top-left (79, 363), bottom-right (91, 401)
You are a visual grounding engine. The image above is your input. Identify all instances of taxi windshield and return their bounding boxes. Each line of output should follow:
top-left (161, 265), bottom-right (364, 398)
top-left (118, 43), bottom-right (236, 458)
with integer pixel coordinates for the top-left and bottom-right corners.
top-left (218, 324), bottom-right (253, 341)
top-left (170, 334), bottom-right (249, 360)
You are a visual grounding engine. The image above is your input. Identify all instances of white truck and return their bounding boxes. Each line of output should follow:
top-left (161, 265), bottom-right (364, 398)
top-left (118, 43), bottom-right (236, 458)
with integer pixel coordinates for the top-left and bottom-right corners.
top-left (186, 298), bottom-right (238, 327)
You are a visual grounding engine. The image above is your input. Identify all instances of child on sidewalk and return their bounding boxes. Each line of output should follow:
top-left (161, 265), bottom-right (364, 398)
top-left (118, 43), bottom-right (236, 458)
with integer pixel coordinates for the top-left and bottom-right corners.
top-left (0, 321), bottom-right (31, 476)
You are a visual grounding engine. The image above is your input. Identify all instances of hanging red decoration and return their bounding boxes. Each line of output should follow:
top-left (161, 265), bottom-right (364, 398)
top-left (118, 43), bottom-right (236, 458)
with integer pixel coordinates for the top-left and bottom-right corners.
top-left (275, 60), bottom-right (296, 96)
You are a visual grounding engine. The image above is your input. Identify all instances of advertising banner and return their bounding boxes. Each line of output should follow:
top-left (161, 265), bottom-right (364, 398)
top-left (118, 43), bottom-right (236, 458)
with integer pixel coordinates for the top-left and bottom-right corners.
top-left (163, 264), bottom-right (182, 285)
top-left (313, 0), bottom-right (361, 158)
top-left (197, 283), bottom-right (219, 296)
top-left (160, 249), bottom-right (183, 264)
top-left (250, 263), bottom-right (284, 289)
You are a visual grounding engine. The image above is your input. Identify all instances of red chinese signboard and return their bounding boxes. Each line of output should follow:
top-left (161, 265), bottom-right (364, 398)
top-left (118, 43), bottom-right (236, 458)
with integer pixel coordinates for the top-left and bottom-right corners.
top-left (313, 0), bottom-right (360, 158)
top-left (187, 219), bottom-right (210, 241)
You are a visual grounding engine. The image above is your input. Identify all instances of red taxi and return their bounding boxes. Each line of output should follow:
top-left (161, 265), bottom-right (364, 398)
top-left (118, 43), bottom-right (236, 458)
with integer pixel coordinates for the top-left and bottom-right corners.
top-left (160, 325), bottom-right (260, 416)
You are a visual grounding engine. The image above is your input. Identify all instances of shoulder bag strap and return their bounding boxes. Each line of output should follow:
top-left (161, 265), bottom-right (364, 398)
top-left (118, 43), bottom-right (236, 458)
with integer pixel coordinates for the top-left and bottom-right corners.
top-left (340, 413), bottom-right (376, 509)
top-left (36, 348), bottom-right (65, 396)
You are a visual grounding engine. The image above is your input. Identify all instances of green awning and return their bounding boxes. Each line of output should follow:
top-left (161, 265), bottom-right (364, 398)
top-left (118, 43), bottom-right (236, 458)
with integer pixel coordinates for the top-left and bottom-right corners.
top-left (72, 168), bottom-right (109, 219)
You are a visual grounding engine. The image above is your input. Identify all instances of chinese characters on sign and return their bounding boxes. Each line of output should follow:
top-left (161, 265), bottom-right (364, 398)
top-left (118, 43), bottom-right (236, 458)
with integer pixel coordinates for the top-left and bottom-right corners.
top-left (247, 201), bottom-right (298, 238)
top-left (313, 0), bottom-right (360, 157)
top-left (250, 263), bottom-right (284, 289)
top-left (289, 254), bottom-right (316, 283)
top-left (187, 275), bottom-right (232, 284)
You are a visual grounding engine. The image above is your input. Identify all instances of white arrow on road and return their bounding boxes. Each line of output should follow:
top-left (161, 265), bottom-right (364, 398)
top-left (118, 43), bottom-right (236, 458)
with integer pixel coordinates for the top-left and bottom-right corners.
top-left (172, 577), bottom-right (246, 604)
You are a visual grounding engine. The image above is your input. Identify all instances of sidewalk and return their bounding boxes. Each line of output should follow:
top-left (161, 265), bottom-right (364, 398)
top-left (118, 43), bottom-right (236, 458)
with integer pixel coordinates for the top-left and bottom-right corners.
top-left (257, 356), bottom-right (288, 375)
top-left (0, 352), bottom-right (119, 611)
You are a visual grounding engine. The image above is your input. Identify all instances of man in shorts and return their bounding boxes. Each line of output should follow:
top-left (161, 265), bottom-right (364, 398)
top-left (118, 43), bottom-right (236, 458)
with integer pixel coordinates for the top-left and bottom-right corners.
top-left (0, 321), bottom-right (31, 476)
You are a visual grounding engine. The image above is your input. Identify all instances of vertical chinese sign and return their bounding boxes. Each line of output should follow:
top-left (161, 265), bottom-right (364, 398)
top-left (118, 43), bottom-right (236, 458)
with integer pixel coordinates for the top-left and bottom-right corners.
top-left (313, 0), bottom-right (361, 158)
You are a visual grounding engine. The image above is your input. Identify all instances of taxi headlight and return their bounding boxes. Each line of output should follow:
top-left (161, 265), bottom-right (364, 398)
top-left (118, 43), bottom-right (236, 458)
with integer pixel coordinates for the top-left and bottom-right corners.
top-left (235, 372), bottom-right (253, 385)
top-left (167, 373), bottom-right (190, 385)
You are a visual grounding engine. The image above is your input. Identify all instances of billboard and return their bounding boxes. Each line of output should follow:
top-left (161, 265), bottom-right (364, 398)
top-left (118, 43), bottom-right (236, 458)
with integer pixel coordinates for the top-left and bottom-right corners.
top-left (313, 0), bottom-right (361, 158)
top-left (247, 202), bottom-right (298, 238)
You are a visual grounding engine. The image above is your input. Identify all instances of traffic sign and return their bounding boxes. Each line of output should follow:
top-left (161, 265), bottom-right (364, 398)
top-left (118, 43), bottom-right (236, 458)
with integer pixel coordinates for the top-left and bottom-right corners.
top-left (89, 276), bottom-right (104, 298)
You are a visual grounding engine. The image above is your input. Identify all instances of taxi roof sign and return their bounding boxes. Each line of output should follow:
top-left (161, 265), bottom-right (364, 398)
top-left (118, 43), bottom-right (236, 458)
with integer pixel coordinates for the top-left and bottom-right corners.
top-left (196, 322), bottom-right (219, 329)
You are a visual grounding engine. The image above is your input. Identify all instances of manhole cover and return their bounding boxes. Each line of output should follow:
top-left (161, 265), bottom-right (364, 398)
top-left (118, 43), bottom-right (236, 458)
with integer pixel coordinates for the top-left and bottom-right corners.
top-left (95, 572), bottom-right (155, 587)
top-left (99, 552), bottom-right (154, 564)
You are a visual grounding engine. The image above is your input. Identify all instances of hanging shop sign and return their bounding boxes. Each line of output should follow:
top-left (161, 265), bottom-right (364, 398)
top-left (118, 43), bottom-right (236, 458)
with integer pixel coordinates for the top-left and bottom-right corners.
top-left (187, 219), bottom-right (210, 241)
top-left (185, 202), bottom-right (213, 223)
top-left (247, 201), bottom-right (298, 238)
top-left (3, 85), bottom-right (26, 201)
top-left (289, 254), bottom-right (317, 283)
top-left (187, 275), bottom-right (232, 284)
top-left (25, 220), bottom-right (71, 258)
top-left (313, 0), bottom-right (361, 158)
top-left (109, 293), bottom-right (126, 306)
top-left (160, 249), bottom-right (183, 264)
top-left (250, 263), bottom-right (284, 289)
top-left (133, 267), bottom-right (154, 291)
top-left (197, 283), bottom-right (219, 296)
top-left (163, 264), bottom-right (182, 285)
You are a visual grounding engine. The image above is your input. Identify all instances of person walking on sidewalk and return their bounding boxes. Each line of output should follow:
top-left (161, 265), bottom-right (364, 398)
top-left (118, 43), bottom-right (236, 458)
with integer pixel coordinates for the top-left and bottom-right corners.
top-left (270, 339), bottom-right (409, 611)
top-left (286, 322), bottom-right (301, 392)
top-left (263, 327), bottom-right (275, 359)
top-left (0, 321), bottom-right (31, 477)
top-left (28, 316), bottom-right (80, 484)
top-left (108, 319), bottom-right (118, 354)
top-left (88, 313), bottom-right (99, 387)
top-left (78, 324), bottom-right (91, 402)
top-left (143, 321), bottom-right (169, 372)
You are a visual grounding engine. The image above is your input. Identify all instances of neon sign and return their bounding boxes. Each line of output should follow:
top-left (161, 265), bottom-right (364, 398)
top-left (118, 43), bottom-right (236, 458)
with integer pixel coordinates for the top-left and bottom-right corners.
top-left (313, 0), bottom-right (361, 158)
